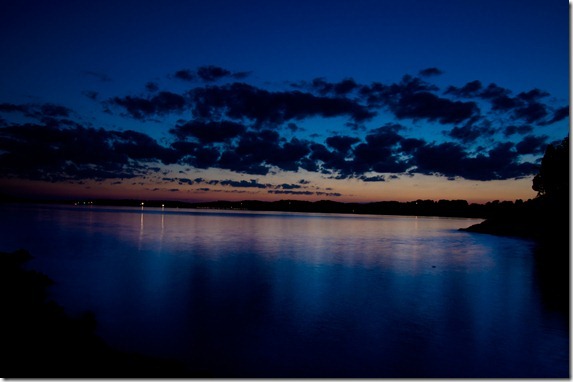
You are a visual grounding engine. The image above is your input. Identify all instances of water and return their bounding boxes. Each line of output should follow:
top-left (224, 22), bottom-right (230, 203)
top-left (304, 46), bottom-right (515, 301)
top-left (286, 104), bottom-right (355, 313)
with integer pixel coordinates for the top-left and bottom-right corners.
top-left (0, 204), bottom-right (568, 377)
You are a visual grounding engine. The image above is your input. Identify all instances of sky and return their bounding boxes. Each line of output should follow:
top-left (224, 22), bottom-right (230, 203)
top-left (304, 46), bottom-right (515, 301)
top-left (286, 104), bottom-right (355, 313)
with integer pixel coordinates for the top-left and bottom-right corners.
top-left (0, 0), bottom-right (569, 203)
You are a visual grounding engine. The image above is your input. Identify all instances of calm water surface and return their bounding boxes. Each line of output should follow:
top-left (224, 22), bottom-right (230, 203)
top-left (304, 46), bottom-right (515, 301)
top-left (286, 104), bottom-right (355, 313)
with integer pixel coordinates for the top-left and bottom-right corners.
top-left (0, 204), bottom-right (568, 377)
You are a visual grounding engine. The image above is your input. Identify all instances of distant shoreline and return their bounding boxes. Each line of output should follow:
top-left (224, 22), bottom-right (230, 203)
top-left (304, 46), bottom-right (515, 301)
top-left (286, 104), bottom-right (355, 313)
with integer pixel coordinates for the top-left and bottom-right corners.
top-left (0, 195), bottom-right (529, 220)
top-left (5, 195), bottom-right (566, 244)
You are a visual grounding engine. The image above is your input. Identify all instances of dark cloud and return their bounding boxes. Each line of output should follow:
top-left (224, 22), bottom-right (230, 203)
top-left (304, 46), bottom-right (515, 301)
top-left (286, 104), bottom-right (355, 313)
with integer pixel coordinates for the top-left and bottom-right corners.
top-left (189, 83), bottom-right (375, 126)
top-left (390, 91), bottom-right (478, 124)
top-left (316, 192), bottom-right (342, 197)
top-left (445, 80), bottom-right (483, 98)
top-left (197, 65), bottom-right (232, 82)
top-left (503, 125), bottom-right (534, 137)
top-left (83, 91), bottom-right (99, 100)
top-left (0, 103), bottom-right (28, 114)
top-left (348, 125), bottom-right (410, 176)
top-left (276, 183), bottom-right (302, 189)
top-left (0, 102), bottom-right (72, 121)
top-left (170, 120), bottom-right (246, 143)
top-left (517, 89), bottom-right (549, 102)
top-left (410, 141), bottom-right (537, 181)
top-left (306, 143), bottom-right (347, 174)
top-left (359, 175), bottom-right (386, 182)
top-left (188, 146), bottom-right (221, 169)
top-left (446, 82), bottom-right (564, 125)
top-left (174, 69), bottom-right (195, 81)
top-left (399, 137), bottom-right (427, 153)
top-left (286, 123), bottom-right (299, 132)
top-left (479, 83), bottom-right (512, 100)
top-left (333, 78), bottom-right (359, 95)
top-left (446, 118), bottom-right (496, 143)
top-left (2, 68), bottom-right (560, 187)
top-left (419, 67), bottom-right (444, 77)
top-left (217, 150), bottom-right (270, 175)
top-left (544, 106), bottom-right (569, 125)
top-left (173, 66), bottom-right (250, 83)
top-left (39, 104), bottom-right (71, 118)
top-left (307, 78), bottom-right (334, 95)
top-left (0, 119), bottom-right (181, 182)
top-left (109, 91), bottom-right (187, 119)
top-left (114, 70), bottom-right (564, 134)
top-left (233, 130), bottom-right (311, 172)
top-left (0, 123), bottom-right (141, 181)
top-left (83, 70), bottom-right (112, 83)
top-left (515, 135), bottom-right (548, 155)
top-left (111, 129), bottom-right (180, 164)
top-left (268, 190), bottom-right (314, 195)
top-left (326, 135), bottom-right (360, 153)
top-left (513, 101), bottom-right (548, 123)
top-left (219, 179), bottom-right (268, 188)
top-left (145, 82), bottom-right (159, 92)
top-left (177, 178), bottom-right (195, 186)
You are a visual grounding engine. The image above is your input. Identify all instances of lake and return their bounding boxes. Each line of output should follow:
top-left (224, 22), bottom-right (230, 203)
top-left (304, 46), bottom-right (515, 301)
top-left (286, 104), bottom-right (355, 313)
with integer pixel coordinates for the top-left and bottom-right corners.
top-left (0, 203), bottom-right (568, 377)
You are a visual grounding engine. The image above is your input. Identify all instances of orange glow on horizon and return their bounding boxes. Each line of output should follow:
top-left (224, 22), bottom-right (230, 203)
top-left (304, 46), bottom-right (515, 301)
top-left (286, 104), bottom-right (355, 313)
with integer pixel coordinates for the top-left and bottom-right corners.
top-left (1, 173), bottom-right (538, 205)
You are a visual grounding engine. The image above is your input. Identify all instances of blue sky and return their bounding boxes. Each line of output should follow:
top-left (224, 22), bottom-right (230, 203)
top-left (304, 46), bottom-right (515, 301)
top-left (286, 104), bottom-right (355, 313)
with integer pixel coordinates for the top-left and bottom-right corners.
top-left (0, 0), bottom-right (568, 203)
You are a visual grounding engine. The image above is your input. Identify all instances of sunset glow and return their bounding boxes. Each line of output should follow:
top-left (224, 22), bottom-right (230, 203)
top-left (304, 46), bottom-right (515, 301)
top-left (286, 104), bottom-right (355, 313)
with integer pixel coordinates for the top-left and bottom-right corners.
top-left (0, 0), bottom-right (567, 204)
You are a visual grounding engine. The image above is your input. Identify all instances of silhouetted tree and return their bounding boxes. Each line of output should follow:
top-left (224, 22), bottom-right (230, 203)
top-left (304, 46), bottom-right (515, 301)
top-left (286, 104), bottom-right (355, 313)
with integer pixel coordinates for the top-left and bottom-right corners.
top-left (532, 136), bottom-right (569, 198)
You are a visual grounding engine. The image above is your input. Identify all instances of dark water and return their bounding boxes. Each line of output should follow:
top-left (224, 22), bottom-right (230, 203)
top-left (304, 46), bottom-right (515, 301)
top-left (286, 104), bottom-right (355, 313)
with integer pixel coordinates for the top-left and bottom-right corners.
top-left (0, 204), bottom-right (568, 377)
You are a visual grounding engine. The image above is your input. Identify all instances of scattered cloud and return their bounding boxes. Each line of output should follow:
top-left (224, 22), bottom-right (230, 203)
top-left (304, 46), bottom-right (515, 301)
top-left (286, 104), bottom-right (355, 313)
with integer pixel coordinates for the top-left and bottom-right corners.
top-left (503, 125), bottom-right (534, 137)
top-left (419, 67), bottom-right (444, 77)
top-left (145, 82), bottom-right (159, 92)
top-left (544, 106), bottom-right (569, 125)
top-left (445, 118), bottom-right (496, 143)
top-left (173, 65), bottom-right (250, 83)
top-left (515, 135), bottom-right (548, 155)
top-left (83, 90), bottom-right (99, 100)
top-left (359, 175), bottom-right (386, 182)
top-left (268, 190), bottom-right (314, 195)
top-left (83, 70), bottom-right (112, 83)
top-left (188, 82), bottom-right (375, 126)
top-left (219, 179), bottom-right (268, 188)
top-left (1, 65), bottom-right (567, 188)
top-left (170, 120), bottom-right (246, 143)
top-left (109, 91), bottom-right (187, 120)
top-left (0, 102), bottom-right (72, 121)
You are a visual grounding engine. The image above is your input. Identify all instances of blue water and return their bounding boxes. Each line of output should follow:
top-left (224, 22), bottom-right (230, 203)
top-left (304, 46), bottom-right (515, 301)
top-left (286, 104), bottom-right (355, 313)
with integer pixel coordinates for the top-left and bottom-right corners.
top-left (0, 204), bottom-right (568, 377)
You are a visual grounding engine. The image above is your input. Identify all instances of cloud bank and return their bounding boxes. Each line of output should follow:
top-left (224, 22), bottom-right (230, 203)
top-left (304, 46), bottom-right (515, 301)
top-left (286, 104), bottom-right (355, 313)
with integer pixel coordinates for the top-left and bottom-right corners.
top-left (0, 66), bottom-right (568, 188)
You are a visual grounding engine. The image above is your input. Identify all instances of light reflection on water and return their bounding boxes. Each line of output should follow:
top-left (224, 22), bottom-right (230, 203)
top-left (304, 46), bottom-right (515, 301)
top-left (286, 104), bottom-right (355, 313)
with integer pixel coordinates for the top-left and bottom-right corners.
top-left (0, 204), bottom-right (568, 377)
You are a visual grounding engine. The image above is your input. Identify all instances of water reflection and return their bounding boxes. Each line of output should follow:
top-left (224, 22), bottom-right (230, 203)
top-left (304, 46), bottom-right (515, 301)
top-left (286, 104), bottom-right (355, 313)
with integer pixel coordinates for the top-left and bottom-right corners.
top-left (0, 205), bottom-right (567, 377)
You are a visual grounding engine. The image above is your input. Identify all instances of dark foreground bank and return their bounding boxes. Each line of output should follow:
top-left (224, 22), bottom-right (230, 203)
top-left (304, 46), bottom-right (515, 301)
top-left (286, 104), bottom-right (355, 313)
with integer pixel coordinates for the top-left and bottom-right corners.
top-left (462, 137), bottom-right (569, 248)
top-left (2, 249), bottom-right (206, 378)
top-left (460, 194), bottom-right (569, 240)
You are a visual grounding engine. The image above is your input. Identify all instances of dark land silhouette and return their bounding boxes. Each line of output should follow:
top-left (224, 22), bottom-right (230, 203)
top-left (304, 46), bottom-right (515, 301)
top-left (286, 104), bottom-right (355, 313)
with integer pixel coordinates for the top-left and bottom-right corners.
top-left (463, 137), bottom-right (569, 319)
top-left (461, 136), bottom-right (569, 245)
top-left (2, 249), bottom-right (206, 378)
top-left (0, 194), bottom-right (550, 220)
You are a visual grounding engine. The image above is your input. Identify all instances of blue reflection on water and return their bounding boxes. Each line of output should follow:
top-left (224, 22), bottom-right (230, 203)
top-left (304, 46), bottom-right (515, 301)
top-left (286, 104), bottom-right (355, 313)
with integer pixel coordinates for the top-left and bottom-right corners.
top-left (0, 204), bottom-right (568, 377)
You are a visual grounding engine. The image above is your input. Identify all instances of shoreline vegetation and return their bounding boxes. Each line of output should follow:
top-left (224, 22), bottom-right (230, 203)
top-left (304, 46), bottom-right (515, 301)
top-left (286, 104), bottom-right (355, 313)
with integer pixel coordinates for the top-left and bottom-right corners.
top-left (461, 136), bottom-right (569, 245)
top-left (0, 193), bottom-right (542, 219)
